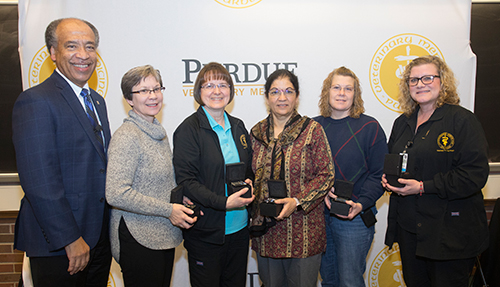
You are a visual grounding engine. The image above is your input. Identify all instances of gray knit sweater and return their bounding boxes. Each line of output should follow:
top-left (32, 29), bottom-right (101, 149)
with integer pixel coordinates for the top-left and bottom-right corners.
top-left (106, 110), bottom-right (182, 263)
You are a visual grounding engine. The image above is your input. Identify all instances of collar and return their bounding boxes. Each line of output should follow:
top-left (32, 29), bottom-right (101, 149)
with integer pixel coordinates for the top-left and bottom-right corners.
top-left (202, 106), bottom-right (231, 132)
top-left (405, 104), bottom-right (450, 131)
top-left (55, 68), bottom-right (90, 97)
top-left (125, 110), bottom-right (166, 140)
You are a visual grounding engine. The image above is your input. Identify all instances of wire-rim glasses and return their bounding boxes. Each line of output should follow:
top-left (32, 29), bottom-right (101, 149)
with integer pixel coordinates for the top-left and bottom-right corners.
top-left (269, 88), bottom-right (296, 97)
top-left (201, 83), bottom-right (230, 91)
top-left (131, 87), bottom-right (165, 96)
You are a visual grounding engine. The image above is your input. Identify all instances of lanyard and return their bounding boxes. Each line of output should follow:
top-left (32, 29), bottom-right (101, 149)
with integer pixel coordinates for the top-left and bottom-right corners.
top-left (400, 141), bottom-right (412, 173)
top-left (400, 123), bottom-right (432, 173)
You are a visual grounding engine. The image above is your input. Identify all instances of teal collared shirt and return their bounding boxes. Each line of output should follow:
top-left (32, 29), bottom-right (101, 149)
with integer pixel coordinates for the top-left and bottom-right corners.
top-left (203, 107), bottom-right (247, 235)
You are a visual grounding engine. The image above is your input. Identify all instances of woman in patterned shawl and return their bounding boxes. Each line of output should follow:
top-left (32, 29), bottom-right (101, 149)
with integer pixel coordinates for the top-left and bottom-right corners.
top-left (250, 69), bottom-right (335, 287)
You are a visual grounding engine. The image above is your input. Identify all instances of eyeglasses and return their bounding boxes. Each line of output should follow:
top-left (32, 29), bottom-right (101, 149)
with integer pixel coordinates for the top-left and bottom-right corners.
top-left (131, 87), bottom-right (165, 96)
top-left (201, 83), bottom-right (230, 90)
top-left (330, 85), bottom-right (354, 94)
top-left (408, 75), bottom-right (440, 87)
top-left (269, 88), bottom-right (296, 97)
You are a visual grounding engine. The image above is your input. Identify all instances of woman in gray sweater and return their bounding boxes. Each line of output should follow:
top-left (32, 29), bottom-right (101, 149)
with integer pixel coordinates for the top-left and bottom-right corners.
top-left (106, 65), bottom-right (196, 287)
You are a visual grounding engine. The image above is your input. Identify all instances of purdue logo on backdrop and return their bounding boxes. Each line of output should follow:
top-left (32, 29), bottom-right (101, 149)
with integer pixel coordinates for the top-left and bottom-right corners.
top-left (368, 244), bottom-right (407, 287)
top-left (369, 34), bottom-right (443, 113)
top-left (28, 46), bottom-right (109, 98)
top-left (215, 0), bottom-right (262, 9)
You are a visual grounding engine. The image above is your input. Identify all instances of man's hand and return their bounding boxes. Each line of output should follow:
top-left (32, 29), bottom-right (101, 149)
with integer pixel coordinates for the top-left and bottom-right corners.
top-left (64, 237), bottom-right (90, 275)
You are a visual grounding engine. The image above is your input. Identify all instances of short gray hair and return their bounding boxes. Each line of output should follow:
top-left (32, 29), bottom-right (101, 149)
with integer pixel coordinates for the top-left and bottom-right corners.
top-left (121, 65), bottom-right (163, 101)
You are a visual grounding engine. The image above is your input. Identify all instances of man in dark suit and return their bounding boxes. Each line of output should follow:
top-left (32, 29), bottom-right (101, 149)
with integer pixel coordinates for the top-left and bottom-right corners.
top-left (12, 18), bottom-right (112, 286)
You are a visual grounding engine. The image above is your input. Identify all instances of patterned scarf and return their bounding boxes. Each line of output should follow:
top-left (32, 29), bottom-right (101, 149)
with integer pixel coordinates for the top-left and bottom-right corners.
top-left (250, 110), bottom-right (311, 211)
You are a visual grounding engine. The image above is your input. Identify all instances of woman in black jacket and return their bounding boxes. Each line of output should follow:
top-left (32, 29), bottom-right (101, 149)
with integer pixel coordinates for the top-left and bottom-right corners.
top-left (173, 62), bottom-right (255, 287)
top-left (382, 55), bottom-right (489, 287)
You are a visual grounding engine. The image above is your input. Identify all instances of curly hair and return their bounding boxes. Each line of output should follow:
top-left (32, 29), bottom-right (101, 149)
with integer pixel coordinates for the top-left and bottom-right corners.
top-left (398, 55), bottom-right (460, 116)
top-left (318, 66), bottom-right (364, 118)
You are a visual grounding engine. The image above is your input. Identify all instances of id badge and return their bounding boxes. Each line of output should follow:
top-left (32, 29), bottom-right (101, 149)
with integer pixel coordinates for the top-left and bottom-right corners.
top-left (400, 153), bottom-right (408, 173)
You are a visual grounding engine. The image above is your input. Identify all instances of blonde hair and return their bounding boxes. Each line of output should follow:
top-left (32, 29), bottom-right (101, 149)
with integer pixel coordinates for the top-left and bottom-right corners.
top-left (318, 66), bottom-right (364, 118)
top-left (398, 55), bottom-right (460, 116)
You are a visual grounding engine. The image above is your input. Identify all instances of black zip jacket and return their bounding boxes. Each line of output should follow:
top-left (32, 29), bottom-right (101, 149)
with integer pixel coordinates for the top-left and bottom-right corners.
top-left (173, 107), bottom-right (253, 245)
top-left (385, 104), bottom-right (489, 260)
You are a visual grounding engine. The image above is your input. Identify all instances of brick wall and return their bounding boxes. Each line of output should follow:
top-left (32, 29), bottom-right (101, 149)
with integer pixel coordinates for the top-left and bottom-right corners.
top-left (0, 212), bottom-right (22, 287)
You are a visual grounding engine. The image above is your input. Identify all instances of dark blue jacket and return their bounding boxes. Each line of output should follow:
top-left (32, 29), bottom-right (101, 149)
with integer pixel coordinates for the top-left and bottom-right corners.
top-left (13, 71), bottom-right (111, 257)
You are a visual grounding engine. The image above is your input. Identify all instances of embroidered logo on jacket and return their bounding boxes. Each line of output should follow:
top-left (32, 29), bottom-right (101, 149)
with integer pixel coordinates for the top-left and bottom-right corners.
top-left (240, 134), bottom-right (248, 149)
top-left (437, 132), bottom-right (455, 152)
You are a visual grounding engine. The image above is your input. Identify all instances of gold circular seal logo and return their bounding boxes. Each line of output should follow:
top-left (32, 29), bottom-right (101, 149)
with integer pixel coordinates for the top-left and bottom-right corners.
top-left (107, 272), bottom-right (116, 287)
top-left (368, 244), bottom-right (407, 287)
top-left (369, 34), bottom-right (444, 113)
top-left (240, 134), bottom-right (248, 149)
top-left (437, 132), bottom-right (455, 151)
top-left (215, 0), bottom-right (262, 9)
top-left (28, 46), bottom-right (109, 98)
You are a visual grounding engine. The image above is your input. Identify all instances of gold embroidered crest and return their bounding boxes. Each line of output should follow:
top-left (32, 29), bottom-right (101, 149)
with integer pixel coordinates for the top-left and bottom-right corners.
top-left (437, 132), bottom-right (454, 152)
top-left (240, 134), bottom-right (248, 149)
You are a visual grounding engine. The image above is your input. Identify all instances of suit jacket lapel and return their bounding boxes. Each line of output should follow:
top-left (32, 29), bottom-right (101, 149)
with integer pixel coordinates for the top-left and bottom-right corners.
top-left (52, 72), bottom-right (107, 163)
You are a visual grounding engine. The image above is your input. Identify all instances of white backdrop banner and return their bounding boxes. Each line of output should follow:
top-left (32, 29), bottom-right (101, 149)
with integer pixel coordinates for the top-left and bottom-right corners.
top-left (18, 0), bottom-right (475, 286)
